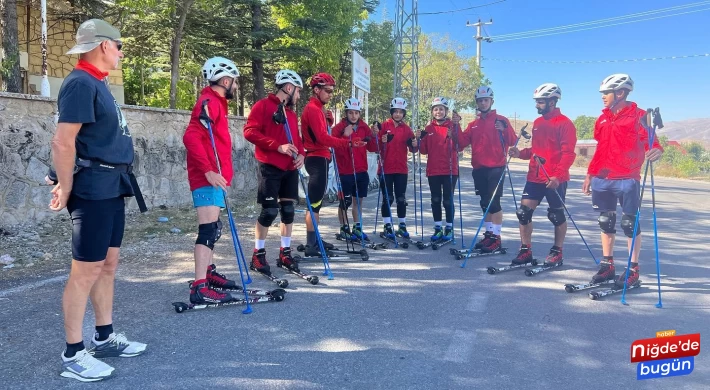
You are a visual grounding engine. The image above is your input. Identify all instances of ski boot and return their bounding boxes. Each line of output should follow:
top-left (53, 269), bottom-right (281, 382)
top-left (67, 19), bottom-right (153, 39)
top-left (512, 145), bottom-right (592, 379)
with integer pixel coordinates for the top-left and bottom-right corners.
top-left (614, 262), bottom-right (639, 288)
top-left (396, 223), bottom-right (410, 239)
top-left (351, 223), bottom-right (368, 242)
top-left (543, 246), bottom-right (563, 266)
top-left (511, 245), bottom-right (533, 265)
top-left (304, 243), bottom-right (332, 257)
top-left (430, 226), bottom-right (443, 242)
top-left (339, 224), bottom-right (351, 239)
top-left (383, 223), bottom-right (396, 240)
top-left (475, 231), bottom-right (493, 250)
top-left (321, 240), bottom-right (335, 250)
top-left (277, 247), bottom-right (299, 273)
top-left (251, 248), bottom-right (271, 274)
top-left (206, 264), bottom-right (238, 289)
top-left (189, 280), bottom-right (232, 304)
top-left (481, 234), bottom-right (502, 253)
top-left (443, 226), bottom-right (454, 240)
top-left (591, 257), bottom-right (616, 284)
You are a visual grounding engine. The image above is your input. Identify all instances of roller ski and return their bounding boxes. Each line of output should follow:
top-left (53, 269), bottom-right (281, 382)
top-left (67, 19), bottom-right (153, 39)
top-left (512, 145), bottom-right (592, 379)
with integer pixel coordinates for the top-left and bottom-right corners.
top-left (172, 291), bottom-right (285, 313)
top-left (250, 249), bottom-right (289, 288)
top-left (379, 223), bottom-right (408, 248)
top-left (451, 247), bottom-right (508, 260)
top-left (276, 248), bottom-right (319, 285)
top-left (173, 279), bottom-right (285, 313)
top-left (564, 280), bottom-right (615, 293)
top-left (588, 261), bottom-right (641, 300)
top-left (295, 243), bottom-right (369, 261)
top-left (590, 280), bottom-right (642, 300)
top-left (486, 245), bottom-right (536, 274)
top-left (394, 223), bottom-right (424, 247)
top-left (431, 226), bottom-right (455, 250)
top-left (335, 233), bottom-right (387, 250)
top-left (416, 226), bottom-right (443, 249)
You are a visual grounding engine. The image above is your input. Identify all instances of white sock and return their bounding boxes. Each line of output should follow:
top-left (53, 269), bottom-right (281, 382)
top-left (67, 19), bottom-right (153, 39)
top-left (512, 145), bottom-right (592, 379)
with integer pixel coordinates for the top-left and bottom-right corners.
top-left (435, 221), bottom-right (442, 227)
top-left (486, 222), bottom-right (494, 232)
top-left (384, 217), bottom-right (392, 224)
top-left (446, 222), bottom-right (453, 228)
top-left (399, 218), bottom-right (406, 224)
top-left (255, 239), bottom-right (265, 250)
top-left (492, 224), bottom-right (502, 236)
top-left (281, 236), bottom-right (291, 248)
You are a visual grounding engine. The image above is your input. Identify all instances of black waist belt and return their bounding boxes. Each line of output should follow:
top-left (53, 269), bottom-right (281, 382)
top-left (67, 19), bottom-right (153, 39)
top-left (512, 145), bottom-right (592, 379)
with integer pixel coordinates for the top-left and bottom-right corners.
top-left (77, 159), bottom-right (148, 213)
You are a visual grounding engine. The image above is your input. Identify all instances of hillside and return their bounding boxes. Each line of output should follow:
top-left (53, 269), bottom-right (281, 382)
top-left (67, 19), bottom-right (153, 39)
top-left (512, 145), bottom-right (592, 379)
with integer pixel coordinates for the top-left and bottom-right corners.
top-left (656, 118), bottom-right (710, 145)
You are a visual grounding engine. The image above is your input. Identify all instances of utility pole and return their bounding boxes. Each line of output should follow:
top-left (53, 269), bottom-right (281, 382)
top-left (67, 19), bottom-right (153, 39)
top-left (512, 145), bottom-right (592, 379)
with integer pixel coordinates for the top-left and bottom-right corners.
top-left (394, 0), bottom-right (419, 130)
top-left (466, 19), bottom-right (493, 69)
top-left (509, 112), bottom-right (519, 130)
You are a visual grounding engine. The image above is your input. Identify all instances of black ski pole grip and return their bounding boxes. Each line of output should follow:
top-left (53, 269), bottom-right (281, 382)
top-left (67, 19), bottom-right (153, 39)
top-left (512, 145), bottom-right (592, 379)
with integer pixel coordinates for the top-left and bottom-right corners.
top-left (653, 107), bottom-right (664, 129)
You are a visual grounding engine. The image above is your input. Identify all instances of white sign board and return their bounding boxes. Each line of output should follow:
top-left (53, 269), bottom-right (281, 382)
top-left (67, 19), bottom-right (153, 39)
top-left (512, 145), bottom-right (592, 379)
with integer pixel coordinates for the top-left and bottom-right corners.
top-left (352, 51), bottom-right (371, 93)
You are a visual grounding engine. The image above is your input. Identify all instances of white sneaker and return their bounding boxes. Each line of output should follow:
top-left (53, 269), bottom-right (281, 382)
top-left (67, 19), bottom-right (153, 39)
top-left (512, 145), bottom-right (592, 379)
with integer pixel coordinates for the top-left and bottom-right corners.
top-left (60, 349), bottom-right (114, 382)
top-left (88, 332), bottom-right (147, 358)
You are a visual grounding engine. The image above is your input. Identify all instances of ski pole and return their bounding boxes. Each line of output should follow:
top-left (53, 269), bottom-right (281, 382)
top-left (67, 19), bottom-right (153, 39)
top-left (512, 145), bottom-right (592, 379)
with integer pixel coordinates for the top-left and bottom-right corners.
top-left (277, 104), bottom-right (333, 279)
top-left (532, 155), bottom-right (599, 265)
top-left (621, 108), bottom-right (664, 307)
top-left (374, 129), bottom-right (398, 247)
top-left (412, 144), bottom-right (419, 236)
top-left (496, 119), bottom-right (518, 209)
top-left (418, 142), bottom-right (425, 241)
top-left (461, 124), bottom-right (530, 268)
top-left (199, 100), bottom-right (252, 314)
top-left (446, 129), bottom-right (456, 245)
top-left (328, 123), bottom-right (354, 254)
top-left (348, 123), bottom-right (365, 249)
top-left (452, 119), bottom-right (465, 248)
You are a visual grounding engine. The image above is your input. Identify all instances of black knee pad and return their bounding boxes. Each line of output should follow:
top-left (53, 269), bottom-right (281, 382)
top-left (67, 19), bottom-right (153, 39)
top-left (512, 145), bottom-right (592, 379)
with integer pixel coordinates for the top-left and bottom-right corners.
top-left (396, 195), bottom-right (407, 208)
top-left (442, 197), bottom-right (452, 209)
top-left (279, 200), bottom-right (295, 224)
top-left (621, 214), bottom-right (640, 237)
top-left (431, 196), bottom-right (441, 205)
top-left (488, 197), bottom-right (502, 214)
top-left (516, 205), bottom-right (534, 225)
top-left (339, 195), bottom-right (353, 211)
top-left (196, 219), bottom-right (223, 250)
top-left (547, 207), bottom-right (566, 227)
top-left (258, 206), bottom-right (279, 227)
top-left (598, 212), bottom-right (616, 234)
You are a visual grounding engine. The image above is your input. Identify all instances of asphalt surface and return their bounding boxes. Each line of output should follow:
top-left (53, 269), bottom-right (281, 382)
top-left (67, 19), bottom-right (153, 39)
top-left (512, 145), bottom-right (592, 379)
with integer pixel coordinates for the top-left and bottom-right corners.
top-left (1, 161), bottom-right (708, 390)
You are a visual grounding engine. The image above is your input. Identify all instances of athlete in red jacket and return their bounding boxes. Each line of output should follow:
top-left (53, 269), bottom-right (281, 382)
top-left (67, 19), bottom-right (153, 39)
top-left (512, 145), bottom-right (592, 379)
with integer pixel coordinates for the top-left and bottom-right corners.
top-left (581, 74), bottom-right (663, 288)
top-left (374, 97), bottom-right (417, 240)
top-left (243, 69), bottom-right (305, 275)
top-left (458, 86), bottom-right (516, 253)
top-left (331, 98), bottom-right (377, 242)
top-left (301, 72), bottom-right (365, 256)
top-left (182, 57), bottom-right (240, 304)
top-left (509, 83), bottom-right (577, 267)
top-left (419, 97), bottom-right (461, 242)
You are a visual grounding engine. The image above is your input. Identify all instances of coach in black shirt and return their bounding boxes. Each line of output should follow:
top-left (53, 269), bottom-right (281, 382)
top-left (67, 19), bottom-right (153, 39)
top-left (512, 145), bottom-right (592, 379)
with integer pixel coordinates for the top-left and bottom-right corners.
top-left (50, 19), bottom-right (147, 382)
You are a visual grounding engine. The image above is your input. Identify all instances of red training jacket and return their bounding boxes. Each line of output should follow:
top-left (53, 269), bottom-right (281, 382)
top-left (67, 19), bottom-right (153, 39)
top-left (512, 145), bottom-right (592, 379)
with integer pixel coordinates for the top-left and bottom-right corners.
top-left (183, 87), bottom-right (233, 191)
top-left (377, 118), bottom-right (416, 175)
top-left (243, 93), bottom-right (304, 171)
top-left (587, 102), bottom-right (663, 181)
top-left (419, 119), bottom-right (461, 177)
top-left (458, 110), bottom-right (517, 169)
top-left (518, 108), bottom-right (577, 183)
top-left (301, 96), bottom-right (350, 159)
top-left (331, 119), bottom-right (377, 175)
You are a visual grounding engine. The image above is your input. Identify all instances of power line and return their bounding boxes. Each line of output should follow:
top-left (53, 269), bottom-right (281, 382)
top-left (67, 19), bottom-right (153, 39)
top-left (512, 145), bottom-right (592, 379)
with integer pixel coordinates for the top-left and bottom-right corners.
top-left (490, 1), bottom-right (710, 41)
top-left (418, 0), bottom-right (505, 16)
top-left (482, 53), bottom-right (710, 64)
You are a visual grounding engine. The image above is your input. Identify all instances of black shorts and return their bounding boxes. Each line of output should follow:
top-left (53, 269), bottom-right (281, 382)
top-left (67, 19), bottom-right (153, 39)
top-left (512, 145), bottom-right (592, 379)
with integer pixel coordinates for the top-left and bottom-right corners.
top-left (339, 172), bottom-right (369, 198)
top-left (257, 163), bottom-right (299, 205)
top-left (471, 166), bottom-right (505, 212)
top-left (305, 156), bottom-right (329, 208)
top-left (67, 196), bottom-right (126, 262)
top-left (521, 181), bottom-right (567, 209)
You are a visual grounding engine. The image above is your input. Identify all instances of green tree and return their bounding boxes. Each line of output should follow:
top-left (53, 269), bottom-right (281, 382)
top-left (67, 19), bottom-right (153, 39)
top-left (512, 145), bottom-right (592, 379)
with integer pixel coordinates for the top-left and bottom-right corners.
top-left (573, 115), bottom-right (596, 140)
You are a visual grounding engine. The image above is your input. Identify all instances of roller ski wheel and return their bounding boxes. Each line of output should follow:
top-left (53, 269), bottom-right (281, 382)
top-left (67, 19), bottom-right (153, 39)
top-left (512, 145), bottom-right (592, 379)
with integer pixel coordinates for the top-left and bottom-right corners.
top-left (449, 248), bottom-right (458, 255)
top-left (276, 262), bottom-right (319, 285)
top-left (296, 244), bottom-right (306, 252)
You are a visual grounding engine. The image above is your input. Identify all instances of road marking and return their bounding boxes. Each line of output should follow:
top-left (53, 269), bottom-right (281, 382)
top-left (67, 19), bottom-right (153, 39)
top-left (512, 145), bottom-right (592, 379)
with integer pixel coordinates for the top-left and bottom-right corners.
top-left (443, 330), bottom-right (477, 363)
top-left (466, 292), bottom-right (489, 312)
top-left (0, 275), bottom-right (67, 298)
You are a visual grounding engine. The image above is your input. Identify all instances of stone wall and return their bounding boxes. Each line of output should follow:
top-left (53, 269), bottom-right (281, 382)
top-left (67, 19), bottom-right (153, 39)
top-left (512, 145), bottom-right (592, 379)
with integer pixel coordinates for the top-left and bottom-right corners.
top-left (0, 92), bottom-right (256, 229)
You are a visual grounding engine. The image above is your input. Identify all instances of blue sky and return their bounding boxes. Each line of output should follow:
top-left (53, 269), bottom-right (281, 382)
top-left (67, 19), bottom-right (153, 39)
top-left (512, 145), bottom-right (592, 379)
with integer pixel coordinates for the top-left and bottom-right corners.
top-left (370, 0), bottom-right (709, 122)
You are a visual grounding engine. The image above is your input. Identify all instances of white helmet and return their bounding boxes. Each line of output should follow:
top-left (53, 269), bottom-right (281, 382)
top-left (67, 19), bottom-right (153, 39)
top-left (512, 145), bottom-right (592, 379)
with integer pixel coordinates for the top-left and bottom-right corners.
top-left (475, 86), bottom-right (494, 100)
top-left (344, 97), bottom-right (362, 112)
top-left (275, 69), bottom-right (303, 88)
top-left (533, 83), bottom-right (561, 99)
top-left (431, 96), bottom-right (449, 109)
top-left (390, 97), bottom-right (407, 111)
top-left (202, 57), bottom-right (239, 82)
top-left (599, 73), bottom-right (633, 92)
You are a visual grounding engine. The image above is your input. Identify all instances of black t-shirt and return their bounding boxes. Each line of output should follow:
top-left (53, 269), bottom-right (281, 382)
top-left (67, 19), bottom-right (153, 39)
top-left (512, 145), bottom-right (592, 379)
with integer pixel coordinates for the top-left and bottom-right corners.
top-left (57, 69), bottom-right (135, 200)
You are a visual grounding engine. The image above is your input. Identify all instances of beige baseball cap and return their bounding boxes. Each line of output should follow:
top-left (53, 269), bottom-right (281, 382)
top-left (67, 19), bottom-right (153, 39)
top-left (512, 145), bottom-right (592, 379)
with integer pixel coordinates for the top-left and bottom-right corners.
top-left (66, 19), bottom-right (121, 55)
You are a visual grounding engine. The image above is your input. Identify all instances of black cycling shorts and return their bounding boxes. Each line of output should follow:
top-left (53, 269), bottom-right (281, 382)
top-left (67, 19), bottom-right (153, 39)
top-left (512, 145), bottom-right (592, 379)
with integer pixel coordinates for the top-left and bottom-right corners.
top-left (257, 163), bottom-right (299, 205)
top-left (67, 196), bottom-right (126, 262)
top-left (305, 156), bottom-right (329, 210)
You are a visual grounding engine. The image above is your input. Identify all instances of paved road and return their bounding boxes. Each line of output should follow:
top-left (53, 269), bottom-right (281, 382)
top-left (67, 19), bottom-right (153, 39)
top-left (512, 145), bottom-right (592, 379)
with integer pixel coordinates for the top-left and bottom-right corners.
top-left (1, 162), bottom-right (708, 389)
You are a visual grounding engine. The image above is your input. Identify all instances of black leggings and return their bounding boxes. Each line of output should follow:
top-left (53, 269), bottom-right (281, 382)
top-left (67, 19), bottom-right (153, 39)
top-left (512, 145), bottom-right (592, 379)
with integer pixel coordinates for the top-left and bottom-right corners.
top-left (428, 175), bottom-right (458, 223)
top-left (379, 173), bottom-right (408, 218)
top-left (305, 156), bottom-right (329, 213)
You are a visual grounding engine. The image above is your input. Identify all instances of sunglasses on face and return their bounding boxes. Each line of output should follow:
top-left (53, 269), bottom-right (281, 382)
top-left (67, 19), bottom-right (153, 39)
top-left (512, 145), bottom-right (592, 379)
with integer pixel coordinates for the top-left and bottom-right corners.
top-left (320, 88), bottom-right (334, 95)
top-left (96, 35), bottom-right (123, 51)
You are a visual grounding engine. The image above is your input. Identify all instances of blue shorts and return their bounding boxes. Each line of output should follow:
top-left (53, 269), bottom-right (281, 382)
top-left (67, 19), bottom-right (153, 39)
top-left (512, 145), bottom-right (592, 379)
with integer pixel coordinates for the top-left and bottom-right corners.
top-left (192, 186), bottom-right (226, 208)
top-left (521, 181), bottom-right (567, 209)
top-left (339, 172), bottom-right (369, 198)
top-left (591, 177), bottom-right (640, 215)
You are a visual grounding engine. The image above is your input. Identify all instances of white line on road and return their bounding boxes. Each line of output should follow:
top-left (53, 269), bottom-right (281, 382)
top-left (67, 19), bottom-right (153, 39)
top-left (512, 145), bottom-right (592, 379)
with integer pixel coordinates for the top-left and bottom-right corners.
top-left (466, 292), bottom-right (489, 312)
top-left (0, 275), bottom-right (68, 298)
top-left (443, 330), bottom-right (477, 363)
